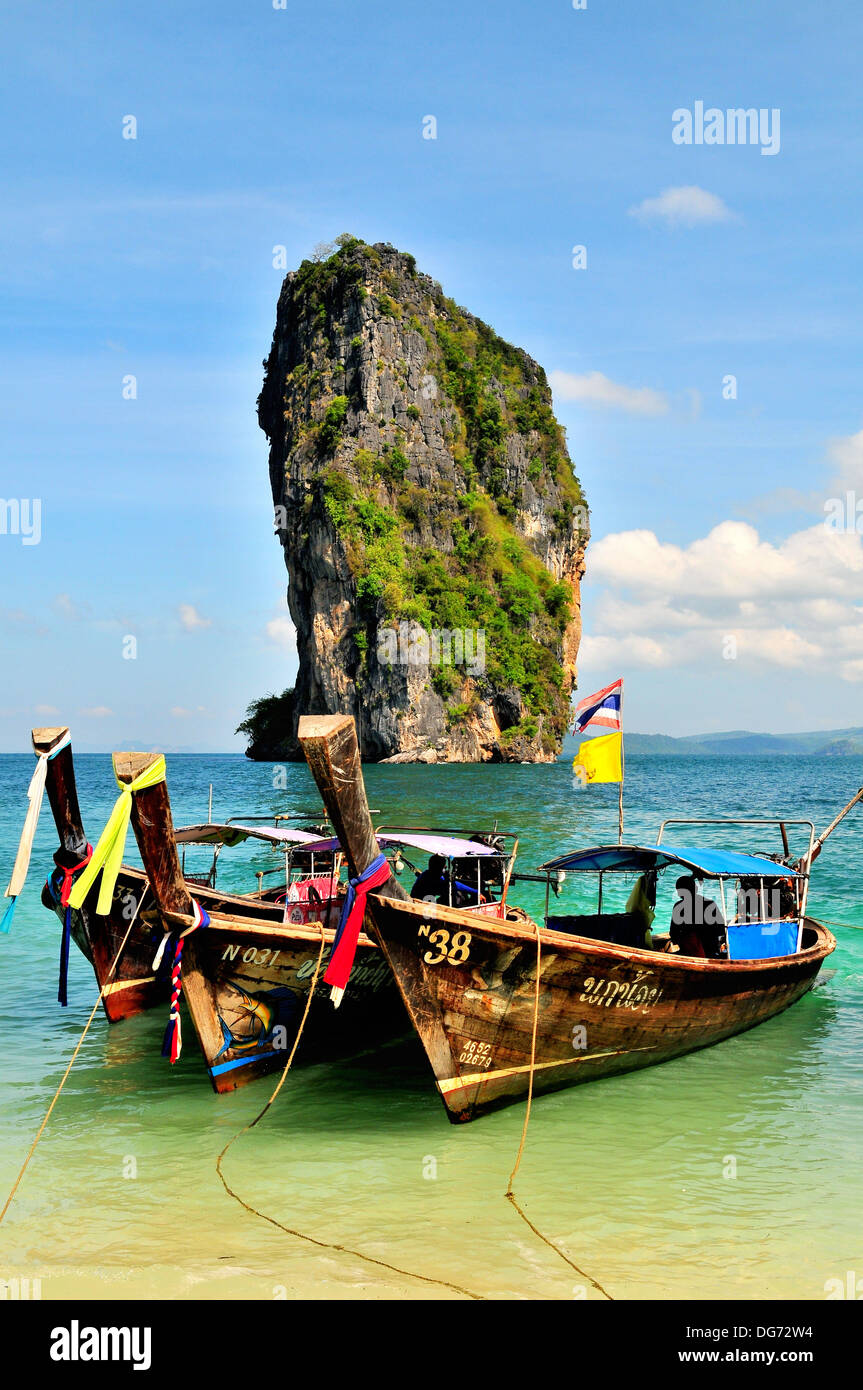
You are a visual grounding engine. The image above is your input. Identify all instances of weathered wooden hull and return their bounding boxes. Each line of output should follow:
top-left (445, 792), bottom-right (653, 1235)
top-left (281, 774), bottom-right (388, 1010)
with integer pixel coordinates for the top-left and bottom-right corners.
top-left (31, 725), bottom-right (408, 1087)
top-left (365, 895), bottom-right (836, 1122)
top-left (179, 908), bottom-right (405, 1093)
top-left (45, 866), bottom-right (405, 1088)
top-left (43, 866), bottom-right (288, 1023)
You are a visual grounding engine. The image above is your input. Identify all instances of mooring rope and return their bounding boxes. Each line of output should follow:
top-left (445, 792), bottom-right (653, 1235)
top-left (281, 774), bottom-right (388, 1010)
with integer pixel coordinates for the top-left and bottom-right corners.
top-left (816, 918), bottom-right (863, 931)
top-left (215, 921), bottom-right (484, 1301)
top-left (0, 885), bottom-right (150, 1227)
top-left (504, 920), bottom-right (614, 1301)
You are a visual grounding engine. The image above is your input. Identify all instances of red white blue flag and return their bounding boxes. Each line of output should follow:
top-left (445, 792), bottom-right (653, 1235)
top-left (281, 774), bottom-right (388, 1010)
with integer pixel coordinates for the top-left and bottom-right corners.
top-left (572, 678), bottom-right (623, 734)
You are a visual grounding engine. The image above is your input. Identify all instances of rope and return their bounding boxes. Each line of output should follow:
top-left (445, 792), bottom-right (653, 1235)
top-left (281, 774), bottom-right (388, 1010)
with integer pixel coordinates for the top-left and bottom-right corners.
top-left (504, 920), bottom-right (614, 1301)
top-left (152, 899), bottom-right (210, 1063)
top-left (0, 884), bottom-right (150, 1227)
top-left (215, 924), bottom-right (483, 1301)
top-left (816, 918), bottom-right (863, 931)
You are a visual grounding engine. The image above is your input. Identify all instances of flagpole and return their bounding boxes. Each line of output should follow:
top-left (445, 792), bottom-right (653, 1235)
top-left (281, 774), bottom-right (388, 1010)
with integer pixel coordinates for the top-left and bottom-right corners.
top-left (618, 680), bottom-right (625, 845)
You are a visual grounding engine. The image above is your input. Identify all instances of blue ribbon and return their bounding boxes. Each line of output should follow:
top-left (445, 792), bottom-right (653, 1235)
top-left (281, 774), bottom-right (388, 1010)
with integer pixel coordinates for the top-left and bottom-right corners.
top-left (58, 907), bottom-right (71, 1007)
top-left (331, 853), bottom-right (387, 955)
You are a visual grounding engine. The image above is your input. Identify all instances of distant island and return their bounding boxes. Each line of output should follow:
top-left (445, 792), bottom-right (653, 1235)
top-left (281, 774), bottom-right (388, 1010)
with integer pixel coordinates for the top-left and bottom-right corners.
top-left (564, 728), bottom-right (863, 758)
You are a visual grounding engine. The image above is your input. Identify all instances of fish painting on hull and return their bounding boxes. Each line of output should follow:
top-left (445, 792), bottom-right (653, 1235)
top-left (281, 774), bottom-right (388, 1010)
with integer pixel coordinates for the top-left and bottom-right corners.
top-left (215, 981), bottom-right (301, 1058)
top-left (185, 923), bottom-right (408, 1093)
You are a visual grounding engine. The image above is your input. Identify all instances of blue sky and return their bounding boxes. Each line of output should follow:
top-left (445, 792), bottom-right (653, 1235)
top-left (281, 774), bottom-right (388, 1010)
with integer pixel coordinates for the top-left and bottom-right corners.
top-left (1, 0), bottom-right (861, 750)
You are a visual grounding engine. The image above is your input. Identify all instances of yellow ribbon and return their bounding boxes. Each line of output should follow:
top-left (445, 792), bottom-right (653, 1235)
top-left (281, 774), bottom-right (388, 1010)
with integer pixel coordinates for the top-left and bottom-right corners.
top-left (68, 756), bottom-right (166, 916)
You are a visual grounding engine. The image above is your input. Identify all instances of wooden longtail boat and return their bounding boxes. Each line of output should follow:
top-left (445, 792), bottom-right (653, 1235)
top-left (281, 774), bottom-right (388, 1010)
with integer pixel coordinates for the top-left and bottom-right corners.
top-left (27, 732), bottom-right (515, 1093)
top-left (113, 752), bottom-right (520, 1091)
top-left (24, 729), bottom-right (403, 1088)
top-left (298, 714), bottom-right (838, 1124)
top-left (32, 727), bottom-right (349, 1026)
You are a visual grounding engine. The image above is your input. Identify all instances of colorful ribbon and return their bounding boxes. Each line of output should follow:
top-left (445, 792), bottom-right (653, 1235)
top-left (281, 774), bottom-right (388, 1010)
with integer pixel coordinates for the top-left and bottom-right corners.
top-left (152, 898), bottom-right (210, 1064)
top-left (68, 755), bottom-right (166, 917)
top-left (325, 853), bottom-right (390, 1007)
top-left (50, 844), bottom-right (93, 1007)
top-left (2, 731), bottom-right (72, 934)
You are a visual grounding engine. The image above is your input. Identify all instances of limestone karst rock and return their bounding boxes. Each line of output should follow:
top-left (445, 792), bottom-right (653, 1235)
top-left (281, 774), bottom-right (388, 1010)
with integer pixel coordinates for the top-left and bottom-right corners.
top-left (243, 237), bottom-right (588, 763)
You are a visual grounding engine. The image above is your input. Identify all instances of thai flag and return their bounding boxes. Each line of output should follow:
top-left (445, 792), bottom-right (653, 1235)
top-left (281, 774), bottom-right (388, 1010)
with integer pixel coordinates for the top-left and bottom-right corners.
top-left (572, 678), bottom-right (623, 733)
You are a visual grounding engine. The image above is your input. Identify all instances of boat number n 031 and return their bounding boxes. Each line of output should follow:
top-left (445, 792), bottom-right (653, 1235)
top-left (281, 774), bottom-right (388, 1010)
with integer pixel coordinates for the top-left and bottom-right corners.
top-left (417, 924), bottom-right (471, 966)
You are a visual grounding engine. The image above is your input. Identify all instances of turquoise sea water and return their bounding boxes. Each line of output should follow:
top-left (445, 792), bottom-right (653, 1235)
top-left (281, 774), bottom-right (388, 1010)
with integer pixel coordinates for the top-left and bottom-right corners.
top-left (0, 751), bottom-right (861, 1301)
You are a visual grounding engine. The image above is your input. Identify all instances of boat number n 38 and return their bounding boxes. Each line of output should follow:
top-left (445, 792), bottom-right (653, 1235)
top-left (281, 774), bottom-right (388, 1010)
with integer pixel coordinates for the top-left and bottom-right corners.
top-left (417, 924), bottom-right (471, 966)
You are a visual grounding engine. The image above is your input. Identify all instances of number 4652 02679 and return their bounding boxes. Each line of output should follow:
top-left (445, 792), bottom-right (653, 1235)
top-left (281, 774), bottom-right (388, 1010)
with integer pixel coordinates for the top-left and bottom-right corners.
top-left (417, 923), bottom-right (472, 965)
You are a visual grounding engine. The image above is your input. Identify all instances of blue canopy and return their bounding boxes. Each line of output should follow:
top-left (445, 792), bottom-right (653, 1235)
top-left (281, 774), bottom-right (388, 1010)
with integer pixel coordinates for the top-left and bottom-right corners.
top-left (538, 842), bottom-right (800, 879)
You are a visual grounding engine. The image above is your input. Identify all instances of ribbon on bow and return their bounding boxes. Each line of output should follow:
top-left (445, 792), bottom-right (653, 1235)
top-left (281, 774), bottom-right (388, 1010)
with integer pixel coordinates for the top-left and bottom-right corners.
top-left (324, 853), bottom-right (390, 1007)
top-left (2, 731), bottom-right (72, 934)
top-left (152, 898), bottom-right (210, 1064)
top-left (68, 755), bottom-right (166, 917)
top-left (51, 844), bottom-right (93, 1006)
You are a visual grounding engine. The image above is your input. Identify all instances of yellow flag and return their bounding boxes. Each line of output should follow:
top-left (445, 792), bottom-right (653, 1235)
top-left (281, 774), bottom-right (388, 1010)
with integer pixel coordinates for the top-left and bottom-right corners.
top-left (572, 731), bottom-right (623, 784)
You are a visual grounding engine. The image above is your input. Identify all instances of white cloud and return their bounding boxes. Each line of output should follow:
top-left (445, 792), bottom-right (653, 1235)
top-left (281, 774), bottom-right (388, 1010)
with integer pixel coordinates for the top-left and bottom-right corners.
top-left (171, 705), bottom-right (207, 717)
top-left (178, 603), bottom-right (212, 631)
top-left (580, 632), bottom-right (670, 669)
top-left (55, 593), bottom-right (90, 621)
top-left (628, 185), bottom-right (737, 228)
top-left (549, 370), bottom-right (668, 417)
top-left (741, 425), bottom-right (863, 520)
top-left (266, 616), bottom-right (296, 650)
top-left (79, 706), bottom-right (113, 718)
top-left (827, 427), bottom-right (863, 492)
top-left (34, 703), bottom-right (60, 716)
top-left (583, 520), bottom-right (863, 679)
top-left (588, 521), bottom-right (863, 601)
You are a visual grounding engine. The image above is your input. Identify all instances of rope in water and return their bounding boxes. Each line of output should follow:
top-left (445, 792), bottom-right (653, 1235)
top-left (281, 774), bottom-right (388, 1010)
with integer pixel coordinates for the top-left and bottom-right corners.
top-left (0, 885), bottom-right (151, 1227)
top-left (816, 918), bottom-right (863, 931)
top-left (215, 920), bottom-right (484, 1301)
top-left (504, 919), bottom-right (614, 1301)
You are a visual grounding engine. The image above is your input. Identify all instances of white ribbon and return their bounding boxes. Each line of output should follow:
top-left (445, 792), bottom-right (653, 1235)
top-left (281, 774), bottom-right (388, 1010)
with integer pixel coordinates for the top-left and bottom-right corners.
top-left (3, 731), bottom-right (72, 904)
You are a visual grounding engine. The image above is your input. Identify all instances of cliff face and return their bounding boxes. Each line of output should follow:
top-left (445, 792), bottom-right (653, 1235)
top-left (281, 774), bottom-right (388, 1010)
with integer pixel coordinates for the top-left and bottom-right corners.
top-left (249, 236), bottom-right (588, 763)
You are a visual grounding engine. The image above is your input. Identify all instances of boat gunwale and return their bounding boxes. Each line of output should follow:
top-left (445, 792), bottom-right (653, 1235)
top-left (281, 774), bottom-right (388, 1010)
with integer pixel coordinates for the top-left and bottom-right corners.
top-left (366, 891), bottom-right (836, 975)
top-left (108, 865), bottom-right (370, 947)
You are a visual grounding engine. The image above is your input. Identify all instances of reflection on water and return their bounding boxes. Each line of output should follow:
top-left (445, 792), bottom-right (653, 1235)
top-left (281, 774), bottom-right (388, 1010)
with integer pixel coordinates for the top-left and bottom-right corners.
top-left (0, 753), bottom-right (861, 1300)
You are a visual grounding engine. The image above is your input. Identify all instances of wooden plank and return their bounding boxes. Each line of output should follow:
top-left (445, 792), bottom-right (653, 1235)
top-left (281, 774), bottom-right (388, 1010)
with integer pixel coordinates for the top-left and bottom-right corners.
top-left (113, 752), bottom-right (193, 918)
top-left (31, 725), bottom-right (87, 857)
top-left (298, 714), bottom-right (458, 1096)
top-left (114, 750), bottom-right (217, 1057)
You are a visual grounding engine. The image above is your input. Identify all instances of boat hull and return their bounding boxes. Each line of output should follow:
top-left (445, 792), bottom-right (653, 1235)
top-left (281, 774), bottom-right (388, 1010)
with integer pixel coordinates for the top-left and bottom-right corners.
top-left (44, 866), bottom-right (297, 1022)
top-left (366, 895), bottom-right (836, 1122)
top-left (46, 866), bottom-right (406, 1088)
top-left (181, 911), bottom-right (405, 1092)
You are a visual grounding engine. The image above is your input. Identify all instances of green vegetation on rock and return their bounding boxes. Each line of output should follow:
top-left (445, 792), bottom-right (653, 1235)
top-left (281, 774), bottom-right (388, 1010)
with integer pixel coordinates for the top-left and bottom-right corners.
top-left (251, 235), bottom-right (589, 761)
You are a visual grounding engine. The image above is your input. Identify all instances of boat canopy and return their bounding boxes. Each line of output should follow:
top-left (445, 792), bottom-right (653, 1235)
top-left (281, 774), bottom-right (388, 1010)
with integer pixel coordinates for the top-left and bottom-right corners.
top-left (175, 823), bottom-right (323, 848)
top-left (538, 842), bottom-right (801, 879)
top-left (298, 831), bottom-right (502, 858)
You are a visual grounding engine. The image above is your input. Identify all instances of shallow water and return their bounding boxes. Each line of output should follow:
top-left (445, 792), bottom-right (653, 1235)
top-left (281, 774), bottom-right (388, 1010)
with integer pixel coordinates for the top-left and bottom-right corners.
top-left (0, 752), bottom-right (860, 1300)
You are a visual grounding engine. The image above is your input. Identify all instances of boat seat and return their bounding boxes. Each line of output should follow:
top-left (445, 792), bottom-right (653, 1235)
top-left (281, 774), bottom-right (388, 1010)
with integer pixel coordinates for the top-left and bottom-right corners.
top-left (546, 912), bottom-right (649, 948)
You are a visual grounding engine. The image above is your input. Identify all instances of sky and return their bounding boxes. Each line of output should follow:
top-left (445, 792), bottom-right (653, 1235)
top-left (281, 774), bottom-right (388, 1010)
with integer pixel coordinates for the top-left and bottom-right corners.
top-left (1, 0), bottom-right (861, 751)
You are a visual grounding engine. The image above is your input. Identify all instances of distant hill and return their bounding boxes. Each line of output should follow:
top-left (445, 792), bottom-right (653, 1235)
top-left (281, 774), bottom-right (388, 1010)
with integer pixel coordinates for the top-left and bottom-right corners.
top-left (563, 727), bottom-right (863, 758)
